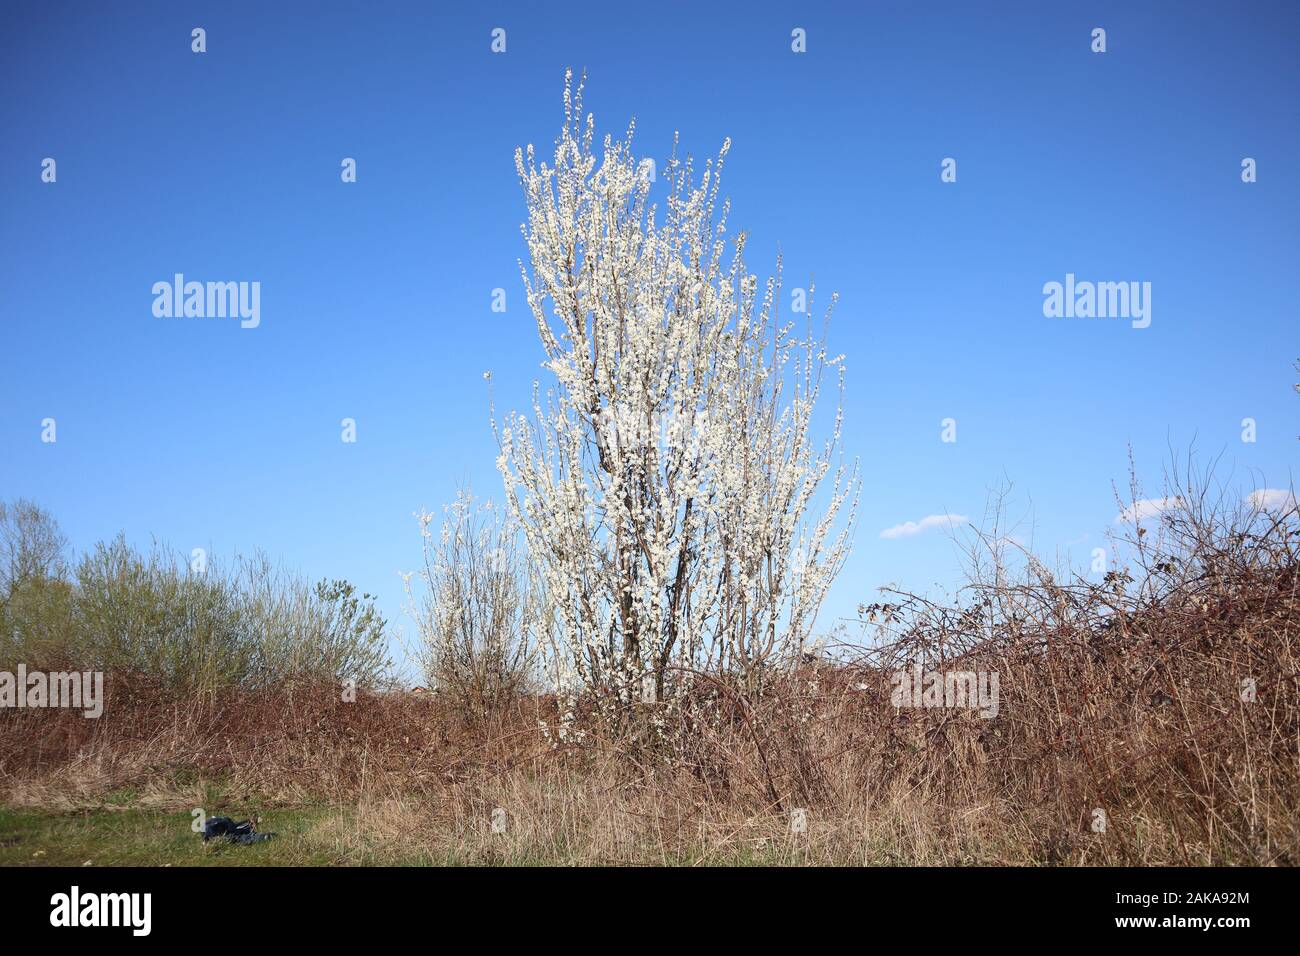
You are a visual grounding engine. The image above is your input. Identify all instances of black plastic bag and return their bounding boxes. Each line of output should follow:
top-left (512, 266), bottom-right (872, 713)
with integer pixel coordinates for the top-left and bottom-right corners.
top-left (202, 815), bottom-right (275, 845)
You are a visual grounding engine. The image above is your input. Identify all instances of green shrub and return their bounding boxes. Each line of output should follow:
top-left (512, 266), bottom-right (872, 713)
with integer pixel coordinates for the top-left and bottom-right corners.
top-left (0, 501), bottom-right (391, 692)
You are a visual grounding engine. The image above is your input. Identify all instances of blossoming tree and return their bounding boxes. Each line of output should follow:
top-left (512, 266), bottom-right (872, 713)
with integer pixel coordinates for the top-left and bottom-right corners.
top-left (495, 73), bottom-right (858, 715)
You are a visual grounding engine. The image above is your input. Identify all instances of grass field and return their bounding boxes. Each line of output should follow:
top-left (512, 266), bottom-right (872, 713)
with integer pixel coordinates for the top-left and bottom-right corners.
top-left (0, 803), bottom-right (869, 867)
top-left (0, 803), bottom-right (584, 867)
top-left (0, 806), bottom-right (350, 867)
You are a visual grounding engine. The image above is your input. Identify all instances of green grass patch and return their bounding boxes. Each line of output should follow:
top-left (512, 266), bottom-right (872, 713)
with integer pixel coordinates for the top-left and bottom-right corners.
top-left (0, 806), bottom-right (384, 867)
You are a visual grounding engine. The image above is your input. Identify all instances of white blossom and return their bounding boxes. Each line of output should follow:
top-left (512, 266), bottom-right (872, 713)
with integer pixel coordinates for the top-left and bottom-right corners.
top-left (494, 72), bottom-right (860, 713)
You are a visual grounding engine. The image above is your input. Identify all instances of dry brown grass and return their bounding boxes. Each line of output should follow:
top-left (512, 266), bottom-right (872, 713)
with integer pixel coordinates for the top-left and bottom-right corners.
top-left (3, 480), bottom-right (1297, 865)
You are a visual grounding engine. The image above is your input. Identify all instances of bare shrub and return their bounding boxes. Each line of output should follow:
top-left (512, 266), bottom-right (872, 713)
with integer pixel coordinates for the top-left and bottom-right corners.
top-left (0, 498), bottom-right (68, 593)
top-left (655, 463), bottom-right (1299, 864)
top-left (407, 491), bottom-right (540, 719)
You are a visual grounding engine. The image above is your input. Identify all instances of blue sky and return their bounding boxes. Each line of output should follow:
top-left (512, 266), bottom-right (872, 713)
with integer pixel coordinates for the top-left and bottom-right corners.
top-left (2, 1), bottom-right (1297, 672)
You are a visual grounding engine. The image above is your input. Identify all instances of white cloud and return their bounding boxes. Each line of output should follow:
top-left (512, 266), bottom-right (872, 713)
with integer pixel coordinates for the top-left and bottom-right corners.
top-left (1115, 496), bottom-right (1183, 524)
top-left (879, 513), bottom-right (968, 540)
top-left (1246, 488), bottom-right (1298, 511)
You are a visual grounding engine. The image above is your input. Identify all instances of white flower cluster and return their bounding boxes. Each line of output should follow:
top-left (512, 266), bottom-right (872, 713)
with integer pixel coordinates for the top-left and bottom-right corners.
top-left (494, 72), bottom-right (860, 713)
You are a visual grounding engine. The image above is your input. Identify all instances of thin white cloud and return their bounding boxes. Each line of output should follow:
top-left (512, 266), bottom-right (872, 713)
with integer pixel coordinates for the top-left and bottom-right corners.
top-left (1246, 488), bottom-right (1298, 512)
top-left (879, 513), bottom-right (968, 540)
